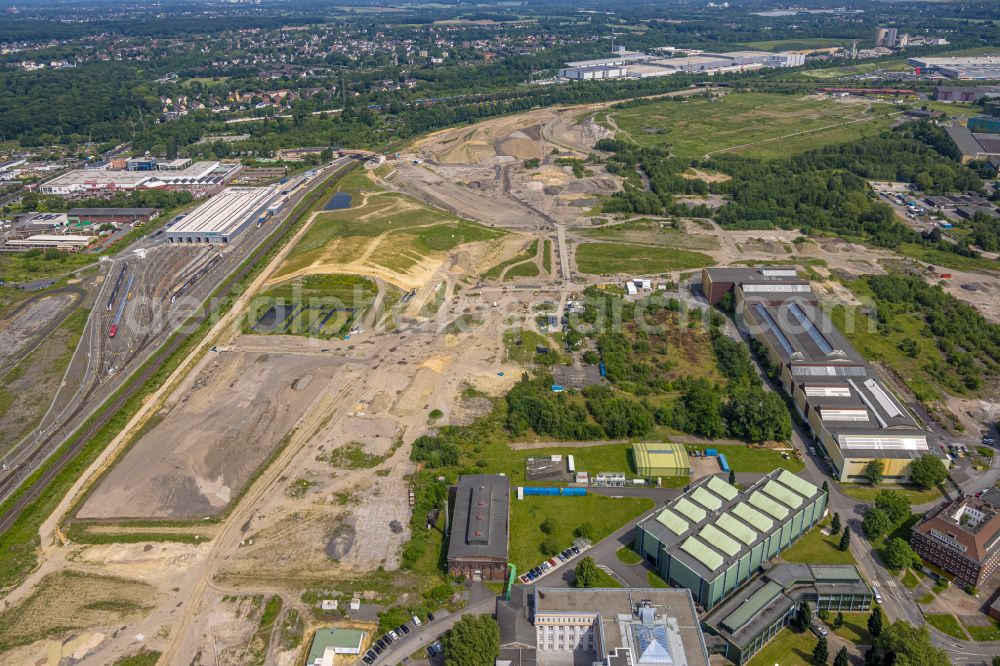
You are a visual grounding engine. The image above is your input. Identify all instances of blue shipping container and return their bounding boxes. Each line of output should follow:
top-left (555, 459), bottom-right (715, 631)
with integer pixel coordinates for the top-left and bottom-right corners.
top-left (523, 487), bottom-right (560, 496)
top-left (705, 448), bottom-right (718, 457)
top-left (718, 454), bottom-right (730, 473)
top-left (560, 487), bottom-right (587, 496)
top-left (551, 384), bottom-right (564, 392)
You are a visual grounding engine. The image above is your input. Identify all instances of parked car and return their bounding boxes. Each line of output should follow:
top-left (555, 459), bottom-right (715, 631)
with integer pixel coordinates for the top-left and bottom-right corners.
top-left (376, 639), bottom-right (387, 650)
top-left (428, 641), bottom-right (443, 657)
top-left (412, 615), bottom-right (422, 627)
top-left (363, 655), bottom-right (374, 664)
top-left (427, 612), bottom-right (436, 622)
top-left (398, 624), bottom-right (410, 635)
top-left (811, 624), bottom-right (829, 638)
top-left (388, 629), bottom-right (398, 641)
top-left (872, 586), bottom-right (883, 604)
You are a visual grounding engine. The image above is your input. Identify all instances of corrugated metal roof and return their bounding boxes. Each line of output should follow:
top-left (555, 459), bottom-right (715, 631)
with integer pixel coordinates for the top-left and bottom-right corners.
top-left (749, 491), bottom-right (789, 520)
top-left (690, 486), bottom-right (723, 512)
top-left (731, 502), bottom-right (774, 533)
top-left (655, 508), bottom-right (688, 535)
top-left (762, 480), bottom-right (804, 510)
top-left (706, 475), bottom-right (738, 501)
top-left (681, 536), bottom-right (723, 571)
top-left (716, 512), bottom-right (758, 546)
top-left (675, 497), bottom-right (707, 523)
top-left (776, 470), bottom-right (819, 500)
top-left (700, 524), bottom-right (741, 557)
top-left (632, 442), bottom-right (690, 473)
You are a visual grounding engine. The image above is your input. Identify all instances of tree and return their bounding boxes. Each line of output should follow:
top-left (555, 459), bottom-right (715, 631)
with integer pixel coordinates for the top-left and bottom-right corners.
top-left (724, 383), bottom-right (791, 442)
top-left (884, 537), bottom-right (921, 570)
top-left (794, 601), bottom-right (812, 632)
top-left (911, 454), bottom-right (948, 489)
top-left (573, 557), bottom-right (600, 588)
top-left (870, 620), bottom-right (949, 666)
top-left (573, 522), bottom-right (595, 541)
top-left (839, 526), bottom-right (851, 552)
top-left (992, 656), bottom-right (1000, 666)
top-left (833, 611), bottom-right (844, 630)
top-left (862, 508), bottom-right (892, 540)
top-left (868, 605), bottom-right (883, 639)
top-left (822, 480), bottom-right (829, 495)
top-left (830, 512), bottom-right (841, 535)
top-left (864, 459), bottom-right (884, 485)
top-left (540, 517), bottom-right (556, 534)
top-left (834, 647), bottom-right (849, 666)
top-left (874, 490), bottom-right (911, 525)
top-left (441, 614), bottom-right (500, 666)
top-left (729, 469), bottom-right (736, 485)
top-left (813, 635), bottom-right (828, 665)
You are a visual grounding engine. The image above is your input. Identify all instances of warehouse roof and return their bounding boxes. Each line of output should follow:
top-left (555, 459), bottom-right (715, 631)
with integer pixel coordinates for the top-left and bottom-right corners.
top-left (68, 207), bottom-right (158, 217)
top-left (637, 471), bottom-right (822, 580)
top-left (167, 187), bottom-right (276, 237)
top-left (448, 474), bottom-right (510, 562)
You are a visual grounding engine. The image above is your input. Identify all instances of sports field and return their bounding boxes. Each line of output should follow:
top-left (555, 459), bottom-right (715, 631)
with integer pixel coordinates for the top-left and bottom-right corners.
top-left (604, 92), bottom-right (895, 159)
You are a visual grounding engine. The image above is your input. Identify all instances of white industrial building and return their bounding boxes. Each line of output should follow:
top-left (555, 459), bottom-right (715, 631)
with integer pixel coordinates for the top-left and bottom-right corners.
top-left (4, 234), bottom-right (94, 252)
top-left (559, 49), bottom-right (805, 82)
top-left (559, 64), bottom-right (627, 80)
top-left (40, 161), bottom-right (241, 196)
top-left (908, 56), bottom-right (1000, 80)
top-left (165, 186), bottom-right (278, 244)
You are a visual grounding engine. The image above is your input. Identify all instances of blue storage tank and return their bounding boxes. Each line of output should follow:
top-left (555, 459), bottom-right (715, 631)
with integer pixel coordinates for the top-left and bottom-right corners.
top-left (560, 487), bottom-right (587, 497)
top-left (705, 448), bottom-right (718, 457)
top-left (599, 362), bottom-right (607, 377)
top-left (718, 453), bottom-right (730, 473)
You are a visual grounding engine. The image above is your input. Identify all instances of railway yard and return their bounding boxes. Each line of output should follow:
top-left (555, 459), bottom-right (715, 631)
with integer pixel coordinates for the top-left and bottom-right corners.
top-left (0, 95), bottom-right (998, 665)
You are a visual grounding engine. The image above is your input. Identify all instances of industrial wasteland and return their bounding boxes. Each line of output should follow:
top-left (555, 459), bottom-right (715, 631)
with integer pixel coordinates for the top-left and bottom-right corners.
top-left (4, 0), bottom-right (1000, 665)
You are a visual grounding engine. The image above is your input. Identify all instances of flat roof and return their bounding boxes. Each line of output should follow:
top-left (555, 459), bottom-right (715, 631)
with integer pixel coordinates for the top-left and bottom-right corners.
top-left (307, 627), bottom-right (365, 662)
top-left (68, 207), bottom-right (158, 217)
top-left (167, 187), bottom-right (276, 237)
top-left (633, 442), bottom-right (690, 473)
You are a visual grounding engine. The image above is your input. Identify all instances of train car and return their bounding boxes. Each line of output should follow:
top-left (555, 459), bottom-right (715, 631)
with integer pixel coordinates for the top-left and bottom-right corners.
top-left (109, 323), bottom-right (118, 338)
top-left (106, 263), bottom-right (129, 312)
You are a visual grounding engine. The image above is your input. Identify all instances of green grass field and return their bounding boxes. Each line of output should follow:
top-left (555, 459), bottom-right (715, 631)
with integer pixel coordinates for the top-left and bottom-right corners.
top-left (901, 569), bottom-right (921, 589)
top-left (616, 545), bottom-right (641, 564)
top-left (582, 219), bottom-right (719, 251)
top-left (508, 495), bottom-right (652, 571)
top-left (925, 614), bottom-right (969, 640)
top-left (693, 445), bottom-right (804, 474)
top-left (780, 524), bottom-right (856, 565)
top-left (574, 242), bottom-right (713, 276)
top-left (747, 628), bottom-right (818, 666)
top-left (740, 38), bottom-right (852, 51)
top-left (961, 617), bottom-right (1000, 641)
top-left (478, 442), bottom-right (636, 485)
top-left (483, 239), bottom-right (538, 281)
top-left (833, 612), bottom-right (873, 645)
top-left (605, 92), bottom-right (894, 159)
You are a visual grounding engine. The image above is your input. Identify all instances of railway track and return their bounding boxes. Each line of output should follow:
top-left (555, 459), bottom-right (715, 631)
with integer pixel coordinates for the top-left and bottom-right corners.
top-left (0, 161), bottom-right (354, 534)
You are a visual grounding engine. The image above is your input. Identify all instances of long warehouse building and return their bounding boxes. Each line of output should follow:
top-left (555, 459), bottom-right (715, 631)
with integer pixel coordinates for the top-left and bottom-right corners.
top-left (634, 470), bottom-right (827, 610)
top-left (165, 186), bottom-right (278, 244)
top-left (702, 266), bottom-right (943, 483)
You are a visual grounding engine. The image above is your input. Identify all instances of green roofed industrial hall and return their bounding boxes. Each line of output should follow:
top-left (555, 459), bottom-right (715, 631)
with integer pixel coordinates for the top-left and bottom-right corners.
top-left (634, 470), bottom-right (827, 610)
top-left (633, 442), bottom-right (691, 478)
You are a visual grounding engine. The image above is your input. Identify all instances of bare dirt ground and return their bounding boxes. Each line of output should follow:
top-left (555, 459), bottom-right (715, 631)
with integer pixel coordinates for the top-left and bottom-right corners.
top-left (79, 350), bottom-right (345, 519)
top-left (0, 292), bottom-right (77, 371)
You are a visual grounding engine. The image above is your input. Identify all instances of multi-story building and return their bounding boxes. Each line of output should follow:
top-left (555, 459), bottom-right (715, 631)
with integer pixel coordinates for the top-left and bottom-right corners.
top-left (910, 489), bottom-right (1000, 589)
top-left (702, 267), bottom-right (944, 483)
top-left (497, 586), bottom-right (709, 666)
top-left (634, 470), bottom-right (827, 610)
top-left (446, 474), bottom-right (510, 582)
top-left (703, 564), bottom-right (872, 665)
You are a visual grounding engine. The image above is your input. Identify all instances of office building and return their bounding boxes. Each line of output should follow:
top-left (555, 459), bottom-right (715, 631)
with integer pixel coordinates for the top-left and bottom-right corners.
top-left (446, 474), bottom-right (510, 582)
top-left (497, 586), bottom-right (709, 666)
top-left (910, 488), bottom-right (1000, 589)
top-left (703, 564), bottom-right (872, 665)
top-left (702, 267), bottom-right (941, 483)
top-left (634, 470), bottom-right (827, 610)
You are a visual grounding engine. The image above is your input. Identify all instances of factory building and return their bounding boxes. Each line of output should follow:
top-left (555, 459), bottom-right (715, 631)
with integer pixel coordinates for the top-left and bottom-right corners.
top-left (934, 85), bottom-right (1000, 103)
top-left (910, 488), bottom-right (1000, 589)
top-left (634, 470), bottom-right (827, 610)
top-left (908, 56), bottom-right (1000, 80)
top-left (558, 65), bottom-right (627, 80)
top-left (446, 474), bottom-right (510, 582)
top-left (165, 187), bottom-right (277, 244)
top-left (632, 442), bottom-right (690, 478)
top-left (497, 586), bottom-right (709, 666)
top-left (702, 266), bottom-right (940, 483)
top-left (945, 125), bottom-right (1000, 163)
top-left (3, 234), bottom-right (94, 252)
top-left (67, 208), bottom-right (159, 226)
top-left (40, 161), bottom-right (240, 196)
top-left (703, 564), bottom-right (872, 665)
